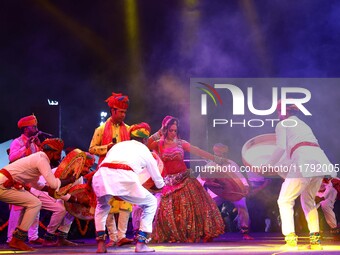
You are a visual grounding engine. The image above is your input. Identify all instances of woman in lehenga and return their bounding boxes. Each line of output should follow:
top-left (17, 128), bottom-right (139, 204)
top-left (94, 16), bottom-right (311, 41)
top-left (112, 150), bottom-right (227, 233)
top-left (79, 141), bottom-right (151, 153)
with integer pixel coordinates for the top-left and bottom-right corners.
top-left (148, 116), bottom-right (226, 243)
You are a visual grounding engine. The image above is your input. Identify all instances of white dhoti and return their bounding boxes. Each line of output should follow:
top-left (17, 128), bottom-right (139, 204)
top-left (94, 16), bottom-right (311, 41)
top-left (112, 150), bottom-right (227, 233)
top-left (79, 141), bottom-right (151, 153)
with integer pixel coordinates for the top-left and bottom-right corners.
top-left (278, 177), bottom-right (322, 235)
top-left (95, 191), bottom-right (157, 234)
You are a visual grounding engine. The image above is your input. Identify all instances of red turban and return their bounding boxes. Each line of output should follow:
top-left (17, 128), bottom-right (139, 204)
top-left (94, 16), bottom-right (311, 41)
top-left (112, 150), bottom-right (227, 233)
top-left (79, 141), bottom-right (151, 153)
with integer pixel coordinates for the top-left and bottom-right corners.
top-left (17, 115), bottom-right (37, 129)
top-left (130, 122), bottom-right (151, 138)
top-left (105, 92), bottom-right (129, 110)
top-left (41, 138), bottom-right (64, 152)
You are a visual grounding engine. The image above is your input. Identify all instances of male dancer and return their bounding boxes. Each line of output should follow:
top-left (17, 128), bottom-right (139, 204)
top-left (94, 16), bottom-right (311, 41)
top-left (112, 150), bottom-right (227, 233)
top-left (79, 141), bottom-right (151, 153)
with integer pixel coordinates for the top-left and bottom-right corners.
top-left (92, 123), bottom-right (164, 253)
top-left (0, 138), bottom-right (76, 251)
top-left (267, 101), bottom-right (336, 250)
top-left (7, 114), bottom-right (44, 244)
top-left (89, 92), bottom-right (133, 246)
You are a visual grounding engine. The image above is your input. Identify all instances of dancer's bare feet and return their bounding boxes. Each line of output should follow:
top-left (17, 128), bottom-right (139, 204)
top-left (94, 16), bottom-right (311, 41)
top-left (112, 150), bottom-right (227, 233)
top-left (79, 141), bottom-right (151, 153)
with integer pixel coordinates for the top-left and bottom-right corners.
top-left (135, 242), bottom-right (155, 253)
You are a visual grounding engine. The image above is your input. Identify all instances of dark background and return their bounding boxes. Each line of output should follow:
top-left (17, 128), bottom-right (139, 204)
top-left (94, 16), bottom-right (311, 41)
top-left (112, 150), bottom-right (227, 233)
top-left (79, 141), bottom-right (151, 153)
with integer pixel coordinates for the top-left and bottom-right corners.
top-left (1, 0), bottom-right (340, 152)
top-left (0, 0), bottom-right (339, 237)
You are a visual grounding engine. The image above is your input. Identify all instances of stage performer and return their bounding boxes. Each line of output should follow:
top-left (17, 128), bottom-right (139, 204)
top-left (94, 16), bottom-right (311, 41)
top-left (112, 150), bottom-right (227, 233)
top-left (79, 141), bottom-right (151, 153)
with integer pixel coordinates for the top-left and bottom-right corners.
top-left (28, 152), bottom-right (95, 246)
top-left (7, 114), bottom-right (45, 244)
top-left (197, 143), bottom-right (254, 240)
top-left (0, 138), bottom-right (76, 251)
top-left (8, 114), bottom-right (41, 163)
top-left (148, 116), bottom-right (226, 243)
top-left (89, 92), bottom-right (133, 247)
top-left (266, 100), bottom-right (336, 250)
top-left (92, 123), bottom-right (165, 253)
top-left (316, 178), bottom-right (340, 240)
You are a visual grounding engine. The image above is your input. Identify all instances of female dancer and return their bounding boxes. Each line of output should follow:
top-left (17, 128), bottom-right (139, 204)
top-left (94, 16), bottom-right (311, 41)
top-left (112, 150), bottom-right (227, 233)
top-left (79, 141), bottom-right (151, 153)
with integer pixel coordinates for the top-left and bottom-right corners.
top-left (148, 116), bottom-right (225, 243)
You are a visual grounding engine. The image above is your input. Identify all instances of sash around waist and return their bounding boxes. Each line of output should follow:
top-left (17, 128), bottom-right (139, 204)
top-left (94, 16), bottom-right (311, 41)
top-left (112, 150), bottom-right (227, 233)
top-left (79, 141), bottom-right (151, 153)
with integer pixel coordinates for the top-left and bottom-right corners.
top-left (100, 163), bottom-right (133, 171)
top-left (290, 142), bottom-right (319, 158)
top-left (0, 169), bottom-right (24, 189)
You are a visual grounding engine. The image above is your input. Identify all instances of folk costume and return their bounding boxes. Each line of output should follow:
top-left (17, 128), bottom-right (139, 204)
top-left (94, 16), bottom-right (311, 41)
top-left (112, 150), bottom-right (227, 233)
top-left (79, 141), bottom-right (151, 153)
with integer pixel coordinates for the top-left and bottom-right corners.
top-left (9, 114), bottom-right (40, 163)
top-left (267, 103), bottom-right (336, 250)
top-left (149, 116), bottom-right (225, 243)
top-left (0, 139), bottom-right (64, 251)
top-left (93, 123), bottom-right (164, 253)
top-left (89, 92), bottom-right (133, 246)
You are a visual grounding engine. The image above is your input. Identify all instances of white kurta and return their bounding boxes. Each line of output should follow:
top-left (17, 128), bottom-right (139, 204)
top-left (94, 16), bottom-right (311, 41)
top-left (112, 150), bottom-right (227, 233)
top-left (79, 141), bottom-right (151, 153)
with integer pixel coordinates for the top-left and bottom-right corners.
top-left (1, 151), bottom-right (61, 190)
top-left (0, 152), bottom-right (61, 232)
top-left (93, 140), bottom-right (165, 234)
top-left (271, 116), bottom-right (332, 236)
top-left (274, 116), bottom-right (334, 178)
top-left (93, 140), bottom-right (164, 198)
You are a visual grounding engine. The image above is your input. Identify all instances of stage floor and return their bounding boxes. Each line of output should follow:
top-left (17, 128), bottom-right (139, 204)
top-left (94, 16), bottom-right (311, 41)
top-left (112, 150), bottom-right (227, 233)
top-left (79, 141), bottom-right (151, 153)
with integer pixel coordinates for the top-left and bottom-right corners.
top-left (0, 233), bottom-right (339, 254)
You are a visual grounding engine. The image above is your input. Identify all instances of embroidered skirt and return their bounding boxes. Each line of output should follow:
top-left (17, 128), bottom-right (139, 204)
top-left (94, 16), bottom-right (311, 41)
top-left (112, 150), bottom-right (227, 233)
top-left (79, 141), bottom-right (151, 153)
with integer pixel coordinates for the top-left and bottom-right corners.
top-left (152, 170), bottom-right (225, 243)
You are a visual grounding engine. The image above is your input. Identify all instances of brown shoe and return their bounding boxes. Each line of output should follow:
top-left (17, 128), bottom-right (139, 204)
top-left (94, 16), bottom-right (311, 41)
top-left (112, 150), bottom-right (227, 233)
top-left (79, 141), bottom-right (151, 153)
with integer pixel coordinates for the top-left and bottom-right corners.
top-left (117, 237), bottom-right (133, 247)
top-left (9, 236), bottom-right (35, 251)
top-left (106, 239), bottom-right (116, 247)
top-left (29, 237), bottom-right (44, 245)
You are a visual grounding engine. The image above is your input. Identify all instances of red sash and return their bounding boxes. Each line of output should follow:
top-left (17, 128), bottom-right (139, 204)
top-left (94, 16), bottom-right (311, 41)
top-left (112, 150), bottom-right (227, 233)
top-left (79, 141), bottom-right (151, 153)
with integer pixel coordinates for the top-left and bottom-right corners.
top-left (290, 142), bottom-right (319, 158)
top-left (100, 163), bottom-right (133, 171)
top-left (0, 169), bottom-right (24, 189)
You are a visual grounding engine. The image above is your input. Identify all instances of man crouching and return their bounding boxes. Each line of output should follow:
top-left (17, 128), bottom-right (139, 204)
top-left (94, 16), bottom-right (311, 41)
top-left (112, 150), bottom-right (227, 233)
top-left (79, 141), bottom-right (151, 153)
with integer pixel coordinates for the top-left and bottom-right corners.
top-left (92, 122), bottom-right (164, 253)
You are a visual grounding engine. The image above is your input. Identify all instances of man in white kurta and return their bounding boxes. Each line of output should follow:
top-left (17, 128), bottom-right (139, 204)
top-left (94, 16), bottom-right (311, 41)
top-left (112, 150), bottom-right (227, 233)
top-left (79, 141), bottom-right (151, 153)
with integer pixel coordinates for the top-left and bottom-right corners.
top-left (0, 138), bottom-right (75, 251)
top-left (32, 152), bottom-right (95, 246)
top-left (267, 103), bottom-right (336, 250)
top-left (92, 123), bottom-right (165, 253)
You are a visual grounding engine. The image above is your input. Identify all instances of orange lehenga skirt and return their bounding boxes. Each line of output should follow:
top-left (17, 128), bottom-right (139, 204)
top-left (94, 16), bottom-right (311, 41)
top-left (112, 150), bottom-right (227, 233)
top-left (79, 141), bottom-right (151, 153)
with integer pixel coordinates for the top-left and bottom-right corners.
top-left (152, 170), bottom-right (225, 243)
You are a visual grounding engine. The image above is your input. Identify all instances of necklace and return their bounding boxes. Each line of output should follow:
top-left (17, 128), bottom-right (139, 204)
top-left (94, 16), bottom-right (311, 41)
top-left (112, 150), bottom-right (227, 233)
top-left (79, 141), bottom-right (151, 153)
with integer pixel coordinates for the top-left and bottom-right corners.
top-left (165, 138), bottom-right (177, 144)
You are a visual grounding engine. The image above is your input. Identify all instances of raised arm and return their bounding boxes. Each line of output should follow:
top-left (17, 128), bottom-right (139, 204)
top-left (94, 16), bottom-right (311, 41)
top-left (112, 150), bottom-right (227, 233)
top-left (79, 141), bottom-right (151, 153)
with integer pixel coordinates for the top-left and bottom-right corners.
top-left (181, 140), bottom-right (227, 164)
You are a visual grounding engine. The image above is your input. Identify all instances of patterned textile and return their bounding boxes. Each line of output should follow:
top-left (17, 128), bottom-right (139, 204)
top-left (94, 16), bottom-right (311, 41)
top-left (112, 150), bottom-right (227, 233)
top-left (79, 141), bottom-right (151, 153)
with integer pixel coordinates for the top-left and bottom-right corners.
top-left (152, 169), bottom-right (225, 243)
top-left (130, 122), bottom-right (151, 138)
top-left (84, 152), bottom-right (95, 167)
top-left (150, 130), bottom-right (225, 243)
top-left (105, 92), bottom-right (129, 109)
